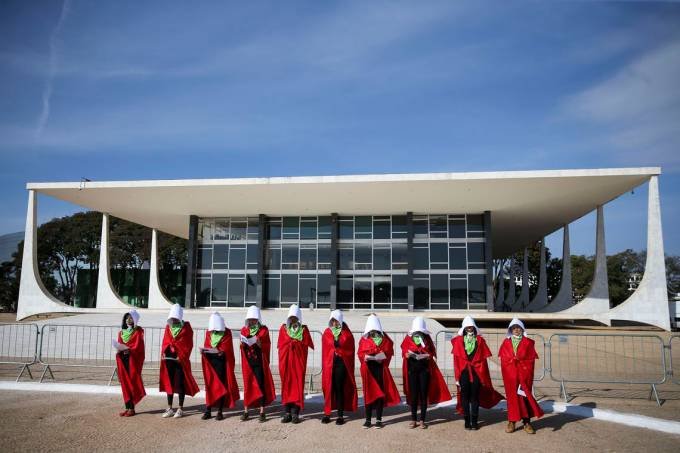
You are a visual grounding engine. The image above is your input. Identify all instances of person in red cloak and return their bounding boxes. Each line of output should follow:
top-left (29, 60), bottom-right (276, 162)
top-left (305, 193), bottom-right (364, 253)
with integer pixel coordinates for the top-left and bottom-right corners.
top-left (357, 314), bottom-right (401, 429)
top-left (451, 316), bottom-right (503, 430)
top-left (114, 309), bottom-right (145, 417)
top-left (498, 318), bottom-right (544, 434)
top-left (278, 304), bottom-right (314, 424)
top-left (159, 304), bottom-right (200, 419)
top-left (321, 309), bottom-right (357, 425)
top-left (201, 312), bottom-right (239, 421)
top-left (401, 316), bottom-right (451, 429)
top-left (239, 305), bottom-right (276, 423)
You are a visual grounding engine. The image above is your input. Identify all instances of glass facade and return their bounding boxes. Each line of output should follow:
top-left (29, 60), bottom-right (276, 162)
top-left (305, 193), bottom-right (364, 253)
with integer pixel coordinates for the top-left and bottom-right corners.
top-left (195, 213), bottom-right (488, 310)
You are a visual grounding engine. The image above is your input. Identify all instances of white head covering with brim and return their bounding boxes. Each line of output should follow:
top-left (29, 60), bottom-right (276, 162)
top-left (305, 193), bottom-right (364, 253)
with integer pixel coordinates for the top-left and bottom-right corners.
top-left (507, 318), bottom-right (527, 337)
top-left (408, 316), bottom-right (431, 336)
top-left (286, 304), bottom-right (302, 327)
top-left (245, 305), bottom-right (262, 324)
top-left (128, 309), bottom-right (140, 327)
top-left (458, 315), bottom-right (481, 336)
top-left (363, 314), bottom-right (384, 337)
top-left (329, 309), bottom-right (344, 327)
top-left (168, 304), bottom-right (183, 321)
top-left (208, 312), bottom-right (226, 332)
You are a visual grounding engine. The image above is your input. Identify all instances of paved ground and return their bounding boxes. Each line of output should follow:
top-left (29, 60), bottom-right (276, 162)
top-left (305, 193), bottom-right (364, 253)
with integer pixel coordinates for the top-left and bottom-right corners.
top-left (0, 390), bottom-right (678, 453)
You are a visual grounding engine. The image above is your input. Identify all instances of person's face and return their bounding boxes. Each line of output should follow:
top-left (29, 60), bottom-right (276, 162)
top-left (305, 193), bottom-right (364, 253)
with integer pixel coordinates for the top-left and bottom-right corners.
top-left (370, 330), bottom-right (382, 339)
top-left (465, 326), bottom-right (475, 335)
top-left (289, 316), bottom-right (299, 327)
top-left (247, 318), bottom-right (259, 327)
top-left (125, 316), bottom-right (134, 328)
top-left (330, 319), bottom-right (341, 328)
top-left (168, 317), bottom-right (180, 325)
top-left (511, 325), bottom-right (523, 337)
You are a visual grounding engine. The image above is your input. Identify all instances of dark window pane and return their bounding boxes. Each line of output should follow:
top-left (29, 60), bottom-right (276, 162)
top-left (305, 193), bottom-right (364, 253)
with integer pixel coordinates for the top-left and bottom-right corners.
top-left (430, 243), bottom-right (447, 263)
top-left (265, 247), bottom-right (280, 270)
top-left (450, 278), bottom-right (467, 309)
top-left (338, 276), bottom-right (353, 303)
top-left (300, 221), bottom-right (317, 240)
top-left (282, 217), bottom-right (299, 238)
top-left (267, 223), bottom-right (281, 240)
top-left (212, 274), bottom-right (227, 301)
top-left (246, 274), bottom-right (257, 302)
top-left (468, 274), bottom-right (486, 305)
top-left (213, 244), bottom-right (228, 263)
top-left (414, 277), bottom-right (429, 309)
top-left (299, 277), bottom-right (316, 307)
top-left (392, 215), bottom-right (407, 238)
top-left (228, 278), bottom-right (245, 306)
top-left (392, 275), bottom-right (408, 303)
top-left (196, 278), bottom-right (211, 307)
top-left (198, 247), bottom-right (213, 269)
top-left (246, 244), bottom-right (258, 263)
top-left (318, 216), bottom-right (331, 239)
top-left (214, 221), bottom-right (229, 240)
top-left (339, 247), bottom-right (353, 270)
top-left (414, 218), bottom-right (428, 237)
top-left (374, 278), bottom-right (391, 304)
top-left (229, 247), bottom-right (246, 269)
top-left (247, 218), bottom-right (259, 239)
top-left (449, 247), bottom-right (466, 270)
top-left (373, 220), bottom-right (390, 239)
top-left (299, 247), bottom-right (317, 270)
top-left (414, 246), bottom-right (428, 270)
top-left (230, 222), bottom-right (247, 240)
top-left (282, 244), bottom-right (299, 263)
top-left (429, 215), bottom-right (447, 237)
top-left (431, 274), bottom-right (448, 305)
top-left (468, 242), bottom-right (485, 263)
top-left (467, 214), bottom-right (484, 232)
top-left (355, 216), bottom-right (372, 238)
top-left (281, 274), bottom-right (298, 303)
top-left (392, 243), bottom-right (407, 264)
top-left (264, 277), bottom-right (280, 308)
top-left (354, 277), bottom-right (371, 303)
top-left (355, 243), bottom-right (372, 264)
top-left (339, 220), bottom-right (353, 240)
top-left (448, 219), bottom-right (465, 238)
top-left (373, 247), bottom-right (390, 270)
top-left (317, 274), bottom-right (331, 303)
top-left (318, 243), bottom-right (330, 264)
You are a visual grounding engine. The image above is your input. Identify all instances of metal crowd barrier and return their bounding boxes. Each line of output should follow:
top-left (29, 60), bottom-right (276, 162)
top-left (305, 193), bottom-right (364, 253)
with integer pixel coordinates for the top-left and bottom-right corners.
top-left (548, 333), bottom-right (667, 406)
top-left (0, 323), bottom-right (39, 381)
top-left (669, 335), bottom-right (680, 386)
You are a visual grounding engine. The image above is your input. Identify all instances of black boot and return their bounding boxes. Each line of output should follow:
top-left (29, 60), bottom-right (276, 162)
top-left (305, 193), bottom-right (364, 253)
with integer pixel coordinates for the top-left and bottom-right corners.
top-left (201, 409), bottom-right (212, 420)
top-left (464, 415), bottom-right (471, 430)
top-left (471, 416), bottom-right (479, 430)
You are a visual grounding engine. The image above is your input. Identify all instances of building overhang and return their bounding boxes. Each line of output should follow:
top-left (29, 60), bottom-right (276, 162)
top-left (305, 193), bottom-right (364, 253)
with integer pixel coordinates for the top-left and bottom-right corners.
top-left (27, 167), bottom-right (660, 258)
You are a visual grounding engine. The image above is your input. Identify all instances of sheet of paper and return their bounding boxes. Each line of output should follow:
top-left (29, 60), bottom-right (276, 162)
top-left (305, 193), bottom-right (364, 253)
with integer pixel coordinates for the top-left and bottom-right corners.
top-left (200, 347), bottom-right (220, 354)
top-left (374, 352), bottom-right (387, 361)
top-left (415, 353), bottom-right (430, 360)
top-left (240, 335), bottom-right (258, 346)
top-left (162, 355), bottom-right (179, 361)
top-left (111, 339), bottom-right (129, 352)
top-left (517, 384), bottom-right (527, 397)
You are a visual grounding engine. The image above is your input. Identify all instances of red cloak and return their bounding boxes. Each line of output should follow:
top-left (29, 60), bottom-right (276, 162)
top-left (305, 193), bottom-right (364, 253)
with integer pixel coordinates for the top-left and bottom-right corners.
top-left (239, 325), bottom-right (276, 407)
top-left (321, 324), bottom-right (358, 415)
top-left (159, 322), bottom-right (200, 397)
top-left (115, 327), bottom-right (146, 405)
top-left (451, 335), bottom-right (503, 414)
top-left (201, 330), bottom-right (240, 408)
top-left (498, 336), bottom-right (544, 421)
top-left (401, 334), bottom-right (451, 405)
top-left (277, 324), bottom-right (314, 409)
top-left (357, 334), bottom-right (401, 407)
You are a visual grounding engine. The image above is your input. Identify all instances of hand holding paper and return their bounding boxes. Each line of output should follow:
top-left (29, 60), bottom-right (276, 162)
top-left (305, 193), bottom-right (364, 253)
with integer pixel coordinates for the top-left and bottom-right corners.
top-left (200, 347), bottom-right (220, 354)
top-left (240, 335), bottom-right (258, 346)
top-left (111, 339), bottom-right (129, 352)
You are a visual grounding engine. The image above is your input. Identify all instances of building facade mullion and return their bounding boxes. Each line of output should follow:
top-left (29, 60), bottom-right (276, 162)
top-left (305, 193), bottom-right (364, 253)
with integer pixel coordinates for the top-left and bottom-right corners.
top-left (484, 210), bottom-right (494, 312)
top-left (330, 212), bottom-right (339, 310)
top-left (184, 215), bottom-right (199, 309)
top-left (407, 211), bottom-right (414, 312)
top-left (256, 214), bottom-right (267, 308)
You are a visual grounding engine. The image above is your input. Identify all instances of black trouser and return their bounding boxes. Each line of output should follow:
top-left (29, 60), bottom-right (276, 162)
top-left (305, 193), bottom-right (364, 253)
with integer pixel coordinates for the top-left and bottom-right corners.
top-left (121, 353), bottom-right (134, 410)
top-left (285, 403), bottom-right (300, 416)
top-left (459, 368), bottom-right (480, 418)
top-left (207, 354), bottom-right (227, 412)
top-left (407, 357), bottom-right (430, 421)
top-left (366, 361), bottom-right (384, 421)
top-left (332, 356), bottom-right (347, 416)
top-left (248, 359), bottom-right (267, 408)
top-left (165, 355), bottom-right (185, 407)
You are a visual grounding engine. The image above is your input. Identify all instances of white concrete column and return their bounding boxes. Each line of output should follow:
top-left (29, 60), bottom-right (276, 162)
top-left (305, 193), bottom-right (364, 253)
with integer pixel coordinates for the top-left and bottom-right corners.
top-left (526, 239), bottom-right (548, 311)
top-left (608, 176), bottom-right (670, 330)
top-left (148, 228), bottom-right (174, 309)
top-left (540, 225), bottom-right (572, 312)
top-left (95, 213), bottom-right (132, 310)
top-left (16, 190), bottom-right (81, 320)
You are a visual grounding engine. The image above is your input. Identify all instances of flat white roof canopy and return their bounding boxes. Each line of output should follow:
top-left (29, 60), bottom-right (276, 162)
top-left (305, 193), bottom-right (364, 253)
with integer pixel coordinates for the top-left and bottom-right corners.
top-left (27, 167), bottom-right (659, 258)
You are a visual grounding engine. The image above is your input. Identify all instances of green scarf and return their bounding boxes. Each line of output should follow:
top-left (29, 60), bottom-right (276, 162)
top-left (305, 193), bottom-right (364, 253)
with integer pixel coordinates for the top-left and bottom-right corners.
top-left (412, 334), bottom-right (423, 346)
top-left (371, 334), bottom-right (383, 346)
top-left (331, 326), bottom-right (342, 339)
top-left (211, 331), bottom-right (225, 348)
top-left (249, 323), bottom-right (260, 337)
top-left (287, 324), bottom-right (303, 341)
top-left (170, 321), bottom-right (183, 338)
top-left (120, 327), bottom-right (134, 343)
top-left (511, 335), bottom-right (522, 353)
top-left (464, 335), bottom-right (476, 355)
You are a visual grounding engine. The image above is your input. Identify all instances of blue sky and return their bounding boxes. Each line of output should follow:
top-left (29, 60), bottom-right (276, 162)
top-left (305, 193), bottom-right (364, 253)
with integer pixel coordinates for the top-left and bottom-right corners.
top-left (1, 0), bottom-right (679, 256)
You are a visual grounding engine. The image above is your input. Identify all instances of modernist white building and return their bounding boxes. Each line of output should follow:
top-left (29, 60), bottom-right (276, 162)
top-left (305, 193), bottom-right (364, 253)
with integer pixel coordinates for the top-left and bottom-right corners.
top-left (17, 168), bottom-right (672, 330)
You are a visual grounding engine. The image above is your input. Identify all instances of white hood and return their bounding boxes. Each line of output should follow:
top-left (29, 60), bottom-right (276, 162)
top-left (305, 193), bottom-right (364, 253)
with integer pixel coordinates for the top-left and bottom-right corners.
top-left (245, 305), bottom-right (262, 323)
top-left (128, 309), bottom-right (140, 327)
top-left (208, 312), bottom-right (226, 332)
top-left (363, 314), bottom-right (384, 337)
top-left (286, 304), bottom-right (302, 327)
top-left (457, 315), bottom-right (481, 336)
top-left (168, 303), bottom-right (183, 321)
top-left (329, 309), bottom-right (344, 327)
top-left (507, 318), bottom-right (527, 337)
top-left (408, 316), bottom-right (431, 336)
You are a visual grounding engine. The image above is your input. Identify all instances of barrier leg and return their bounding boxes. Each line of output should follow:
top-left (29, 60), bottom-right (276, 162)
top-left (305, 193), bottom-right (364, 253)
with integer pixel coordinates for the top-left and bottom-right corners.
top-left (108, 367), bottom-right (118, 386)
top-left (39, 365), bottom-right (54, 383)
top-left (649, 384), bottom-right (661, 407)
top-left (560, 380), bottom-right (570, 402)
top-left (16, 364), bottom-right (33, 382)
